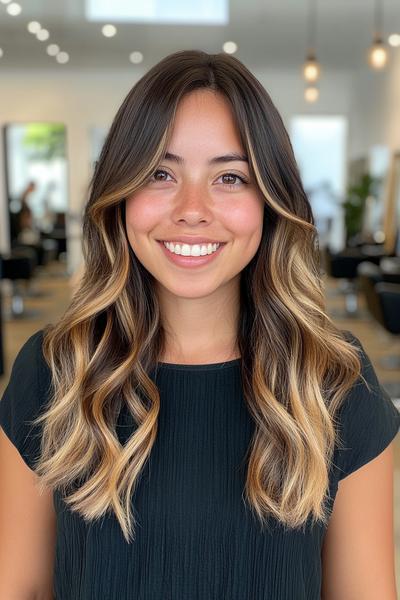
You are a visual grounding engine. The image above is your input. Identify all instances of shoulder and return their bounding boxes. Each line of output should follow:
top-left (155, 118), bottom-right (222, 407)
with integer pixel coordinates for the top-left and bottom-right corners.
top-left (0, 329), bottom-right (51, 470)
top-left (333, 329), bottom-right (400, 482)
top-left (322, 330), bottom-right (399, 597)
top-left (6, 329), bottom-right (50, 396)
top-left (322, 440), bottom-right (397, 598)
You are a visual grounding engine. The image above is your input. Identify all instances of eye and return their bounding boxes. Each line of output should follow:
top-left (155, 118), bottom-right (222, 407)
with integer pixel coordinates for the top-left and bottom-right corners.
top-left (217, 172), bottom-right (248, 189)
top-left (147, 169), bottom-right (248, 188)
top-left (148, 168), bottom-right (173, 183)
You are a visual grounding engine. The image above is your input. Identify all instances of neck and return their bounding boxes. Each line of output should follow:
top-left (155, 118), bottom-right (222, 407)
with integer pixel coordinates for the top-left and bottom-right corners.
top-left (157, 276), bottom-right (241, 363)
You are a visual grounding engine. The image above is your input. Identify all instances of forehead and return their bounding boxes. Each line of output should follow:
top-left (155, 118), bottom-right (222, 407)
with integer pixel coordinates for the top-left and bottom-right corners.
top-left (166, 89), bottom-right (244, 155)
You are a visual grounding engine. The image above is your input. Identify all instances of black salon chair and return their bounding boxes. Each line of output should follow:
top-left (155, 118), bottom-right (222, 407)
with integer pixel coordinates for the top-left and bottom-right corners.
top-left (324, 247), bottom-right (378, 319)
top-left (374, 282), bottom-right (400, 369)
top-left (323, 246), bottom-right (382, 318)
top-left (39, 234), bottom-right (68, 278)
top-left (375, 282), bottom-right (400, 333)
top-left (357, 261), bottom-right (400, 369)
top-left (357, 262), bottom-right (384, 323)
top-left (379, 257), bottom-right (400, 284)
top-left (323, 247), bottom-right (361, 315)
top-left (11, 242), bottom-right (55, 298)
top-left (0, 253), bottom-right (42, 319)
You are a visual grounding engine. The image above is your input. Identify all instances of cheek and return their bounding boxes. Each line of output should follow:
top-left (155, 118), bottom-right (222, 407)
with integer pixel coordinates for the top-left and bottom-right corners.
top-left (223, 195), bottom-right (264, 242)
top-left (125, 193), bottom-right (160, 234)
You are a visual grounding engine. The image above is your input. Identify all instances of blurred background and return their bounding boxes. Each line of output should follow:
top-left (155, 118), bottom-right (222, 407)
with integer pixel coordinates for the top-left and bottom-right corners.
top-left (0, 0), bottom-right (400, 587)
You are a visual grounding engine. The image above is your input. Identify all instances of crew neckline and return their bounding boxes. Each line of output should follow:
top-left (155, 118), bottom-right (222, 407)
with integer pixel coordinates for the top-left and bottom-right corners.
top-left (155, 357), bottom-right (241, 371)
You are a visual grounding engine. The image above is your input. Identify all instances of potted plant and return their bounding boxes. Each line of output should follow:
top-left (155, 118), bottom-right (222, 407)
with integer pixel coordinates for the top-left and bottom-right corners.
top-left (343, 172), bottom-right (380, 245)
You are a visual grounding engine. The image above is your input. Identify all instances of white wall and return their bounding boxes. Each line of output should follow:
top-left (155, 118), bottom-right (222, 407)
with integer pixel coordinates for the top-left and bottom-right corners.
top-left (348, 50), bottom-right (400, 160)
top-left (0, 66), bottom-right (354, 273)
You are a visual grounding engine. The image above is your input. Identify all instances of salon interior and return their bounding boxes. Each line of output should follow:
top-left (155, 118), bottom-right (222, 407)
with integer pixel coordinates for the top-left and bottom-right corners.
top-left (0, 0), bottom-right (400, 581)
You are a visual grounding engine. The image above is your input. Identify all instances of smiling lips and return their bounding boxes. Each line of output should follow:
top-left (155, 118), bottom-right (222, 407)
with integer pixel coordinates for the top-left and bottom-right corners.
top-left (158, 239), bottom-right (226, 266)
top-left (163, 241), bottom-right (221, 256)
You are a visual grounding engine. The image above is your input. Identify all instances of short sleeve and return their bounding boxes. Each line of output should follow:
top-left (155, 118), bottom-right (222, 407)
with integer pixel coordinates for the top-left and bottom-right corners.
top-left (334, 330), bottom-right (400, 481)
top-left (0, 329), bottom-right (51, 471)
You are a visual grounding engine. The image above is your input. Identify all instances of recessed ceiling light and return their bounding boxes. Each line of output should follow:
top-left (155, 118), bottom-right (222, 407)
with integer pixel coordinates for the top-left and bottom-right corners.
top-left (6, 2), bottom-right (22, 15)
top-left (0, 48), bottom-right (3, 57)
top-left (36, 28), bottom-right (50, 41)
top-left (129, 51), bottom-right (143, 64)
top-left (0, 0), bottom-right (12, 4)
top-left (388, 33), bottom-right (400, 47)
top-left (102, 24), bottom-right (117, 37)
top-left (222, 41), bottom-right (237, 54)
top-left (27, 21), bottom-right (41, 33)
top-left (47, 43), bottom-right (60, 56)
top-left (56, 51), bottom-right (69, 64)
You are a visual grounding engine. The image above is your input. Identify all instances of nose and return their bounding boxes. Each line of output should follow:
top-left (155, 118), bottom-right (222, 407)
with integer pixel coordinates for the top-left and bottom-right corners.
top-left (172, 180), bottom-right (213, 223)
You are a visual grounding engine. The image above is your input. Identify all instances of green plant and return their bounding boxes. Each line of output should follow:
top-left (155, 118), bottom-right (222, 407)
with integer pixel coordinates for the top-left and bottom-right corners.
top-left (343, 173), bottom-right (380, 242)
top-left (22, 123), bottom-right (66, 160)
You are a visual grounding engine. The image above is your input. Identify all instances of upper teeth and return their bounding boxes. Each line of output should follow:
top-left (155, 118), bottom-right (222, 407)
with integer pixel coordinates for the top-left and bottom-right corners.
top-left (163, 241), bottom-right (220, 256)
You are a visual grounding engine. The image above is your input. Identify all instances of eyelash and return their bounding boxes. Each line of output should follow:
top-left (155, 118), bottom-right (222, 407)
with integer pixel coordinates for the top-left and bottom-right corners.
top-left (148, 169), bottom-right (248, 189)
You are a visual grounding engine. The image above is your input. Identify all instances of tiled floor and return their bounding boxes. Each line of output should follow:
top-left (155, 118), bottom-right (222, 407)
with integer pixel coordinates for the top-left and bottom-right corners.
top-left (1, 258), bottom-right (399, 590)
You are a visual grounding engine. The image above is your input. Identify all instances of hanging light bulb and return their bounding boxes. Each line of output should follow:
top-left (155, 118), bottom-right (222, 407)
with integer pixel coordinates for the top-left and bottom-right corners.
top-left (303, 52), bottom-right (321, 83)
top-left (368, 0), bottom-right (389, 70)
top-left (302, 0), bottom-right (321, 83)
top-left (304, 85), bottom-right (319, 103)
top-left (368, 36), bottom-right (388, 69)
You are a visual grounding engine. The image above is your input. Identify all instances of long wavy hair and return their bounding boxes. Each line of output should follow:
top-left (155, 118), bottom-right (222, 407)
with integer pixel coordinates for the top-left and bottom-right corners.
top-left (32, 49), bottom-right (364, 543)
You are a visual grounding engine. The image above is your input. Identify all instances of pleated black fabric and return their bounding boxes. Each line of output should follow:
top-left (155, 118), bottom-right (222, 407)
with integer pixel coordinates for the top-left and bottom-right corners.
top-left (1, 328), bottom-right (399, 599)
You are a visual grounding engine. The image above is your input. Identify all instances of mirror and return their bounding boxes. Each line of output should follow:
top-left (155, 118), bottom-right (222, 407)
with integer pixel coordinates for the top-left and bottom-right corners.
top-left (383, 151), bottom-right (400, 255)
top-left (362, 145), bottom-right (390, 242)
top-left (3, 122), bottom-right (68, 263)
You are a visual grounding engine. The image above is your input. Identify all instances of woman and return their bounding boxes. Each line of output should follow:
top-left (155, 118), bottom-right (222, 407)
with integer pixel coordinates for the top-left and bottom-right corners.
top-left (0, 49), bottom-right (399, 599)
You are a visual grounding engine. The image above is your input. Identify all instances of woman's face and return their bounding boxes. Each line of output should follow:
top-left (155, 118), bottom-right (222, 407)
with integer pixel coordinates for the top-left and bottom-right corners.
top-left (125, 89), bottom-right (265, 300)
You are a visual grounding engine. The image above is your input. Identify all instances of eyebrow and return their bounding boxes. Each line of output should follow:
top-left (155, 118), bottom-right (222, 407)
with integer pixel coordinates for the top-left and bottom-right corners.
top-left (163, 151), bottom-right (249, 165)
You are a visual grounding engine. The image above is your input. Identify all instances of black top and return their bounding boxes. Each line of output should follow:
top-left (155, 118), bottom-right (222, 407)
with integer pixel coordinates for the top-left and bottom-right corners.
top-left (1, 329), bottom-right (399, 600)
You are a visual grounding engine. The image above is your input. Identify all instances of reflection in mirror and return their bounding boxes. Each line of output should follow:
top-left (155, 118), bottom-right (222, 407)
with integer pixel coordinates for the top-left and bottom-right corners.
top-left (290, 115), bottom-right (348, 252)
top-left (363, 145), bottom-right (390, 242)
top-left (384, 151), bottom-right (400, 256)
top-left (3, 122), bottom-right (68, 269)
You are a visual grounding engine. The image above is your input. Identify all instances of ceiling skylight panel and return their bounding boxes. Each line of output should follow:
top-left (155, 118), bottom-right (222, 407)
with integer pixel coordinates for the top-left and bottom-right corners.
top-left (85, 0), bottom-right (228, 25)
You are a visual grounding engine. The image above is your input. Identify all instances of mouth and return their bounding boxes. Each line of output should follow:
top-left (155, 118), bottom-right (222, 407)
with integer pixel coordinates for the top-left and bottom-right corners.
top-left (156, 240), bottom-right (227, 267)
top-left (156, 240), bottom-right (226, 246)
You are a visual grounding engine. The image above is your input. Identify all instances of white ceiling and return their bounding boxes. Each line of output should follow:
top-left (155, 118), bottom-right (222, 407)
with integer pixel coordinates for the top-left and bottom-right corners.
top-left (0, 0), bottom-right (400, 70)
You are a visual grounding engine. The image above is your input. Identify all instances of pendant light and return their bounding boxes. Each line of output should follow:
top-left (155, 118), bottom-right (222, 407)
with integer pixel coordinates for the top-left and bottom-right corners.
top-left (302, 0), bottom-right (321, 83)
top-left (304, 85), bottom-right (319, 103)
top-left (368, 0), bottom-right (389, 69)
